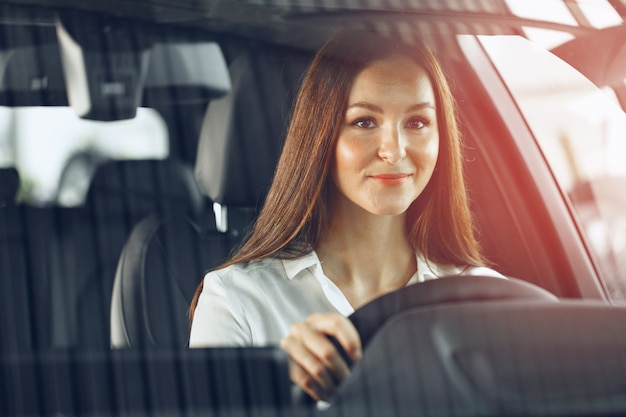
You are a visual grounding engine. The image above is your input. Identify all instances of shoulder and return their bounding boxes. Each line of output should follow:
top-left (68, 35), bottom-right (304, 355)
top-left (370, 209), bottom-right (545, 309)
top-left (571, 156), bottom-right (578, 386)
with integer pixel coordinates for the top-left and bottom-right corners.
top-left (191, 252), bottom-right (325, 347)
top-left (206, 257), bottom-right (286, 284)
top-left (418, 254), bottom-right (506, 280)
top-left (458, 265), bottom-right (507, 279)
top-left (205, 250), bottom-right (320, 286)
top-left (191, 257), bottom-right (289, 347)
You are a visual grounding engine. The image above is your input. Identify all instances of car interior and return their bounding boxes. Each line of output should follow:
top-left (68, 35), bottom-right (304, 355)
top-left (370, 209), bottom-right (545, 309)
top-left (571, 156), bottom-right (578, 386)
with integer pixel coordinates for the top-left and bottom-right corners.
top-left (0, 2), bottom-right (592, 352)
top-left (1, 1), bottom-right (626, 416)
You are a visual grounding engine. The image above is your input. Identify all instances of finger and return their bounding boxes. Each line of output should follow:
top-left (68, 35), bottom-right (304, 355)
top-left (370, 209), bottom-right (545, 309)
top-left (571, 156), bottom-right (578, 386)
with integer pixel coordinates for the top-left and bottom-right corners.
top-left (291, 320), bottom-right (351, 384)
top-left (285, 355), bottom-right (332, 401)
top-left (280, 332), bottom-right (337, 395)
top-left (306, 313), bottom-right (363, 363)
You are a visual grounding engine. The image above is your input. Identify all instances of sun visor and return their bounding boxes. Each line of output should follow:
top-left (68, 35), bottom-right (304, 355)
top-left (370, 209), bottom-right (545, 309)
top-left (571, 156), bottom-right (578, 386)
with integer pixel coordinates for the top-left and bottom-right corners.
top-left (55, 12), bottom-right (151, 121)
top-left (143, 42), bottom-right (231, 106)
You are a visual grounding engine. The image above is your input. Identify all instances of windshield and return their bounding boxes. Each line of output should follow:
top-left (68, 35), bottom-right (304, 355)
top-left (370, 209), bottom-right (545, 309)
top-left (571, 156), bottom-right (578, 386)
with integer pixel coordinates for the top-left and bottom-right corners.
top-left (480, 34), bottom-right (626, 302)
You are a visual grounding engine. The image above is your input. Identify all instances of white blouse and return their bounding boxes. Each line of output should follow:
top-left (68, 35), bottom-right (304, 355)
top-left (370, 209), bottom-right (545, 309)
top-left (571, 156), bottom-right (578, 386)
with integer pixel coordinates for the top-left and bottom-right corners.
top-left (189, 250), bottom-right (504, 347)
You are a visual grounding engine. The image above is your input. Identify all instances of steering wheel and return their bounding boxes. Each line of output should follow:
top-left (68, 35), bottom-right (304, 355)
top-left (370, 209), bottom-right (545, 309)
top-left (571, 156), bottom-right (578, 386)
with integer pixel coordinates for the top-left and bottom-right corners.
top-left (296, 276), bottom-right (558, 405)
top-left (333, 276), bottom-right (558, 366)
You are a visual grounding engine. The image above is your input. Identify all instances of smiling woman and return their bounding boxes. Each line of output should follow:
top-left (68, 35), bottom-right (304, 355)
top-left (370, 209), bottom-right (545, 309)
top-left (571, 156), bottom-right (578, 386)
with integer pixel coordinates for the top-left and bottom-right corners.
top-left (188, 29), bottom-right (503, 402)
top-left (4, 1), bottom-right (626, 416)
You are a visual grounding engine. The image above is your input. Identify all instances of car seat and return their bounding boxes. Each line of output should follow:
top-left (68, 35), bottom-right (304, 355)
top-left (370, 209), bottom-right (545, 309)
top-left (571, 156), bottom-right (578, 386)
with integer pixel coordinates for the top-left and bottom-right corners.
top-left (0, 168), bottom-right (61, 350)
top-left (76, 158), bottom-right (205, 348)
top-left (0, 167), bottom-right (71, 350)
top-left (110, 47), bottom-right (311, 348)
top-left (0, 167), bottom-right (31, 351)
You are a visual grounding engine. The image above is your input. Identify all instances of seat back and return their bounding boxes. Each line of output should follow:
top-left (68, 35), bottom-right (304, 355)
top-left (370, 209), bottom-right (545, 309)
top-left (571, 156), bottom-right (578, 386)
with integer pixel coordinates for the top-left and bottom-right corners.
top-left (76, 158), bottom-right (204, 348)
top-left (0, 167), bottom-right (31, 351)
top-left (110, 213), bottom-right (240, 347)
top-left (194, 50), bottom-right (308, 207)
top-left (0, 168), bottom-right (62, 350)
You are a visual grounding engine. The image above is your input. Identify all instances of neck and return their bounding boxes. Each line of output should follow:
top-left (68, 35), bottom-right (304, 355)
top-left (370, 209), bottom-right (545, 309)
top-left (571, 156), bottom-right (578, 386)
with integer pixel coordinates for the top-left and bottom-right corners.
top-left (315, 206), bottom-right (416, 309)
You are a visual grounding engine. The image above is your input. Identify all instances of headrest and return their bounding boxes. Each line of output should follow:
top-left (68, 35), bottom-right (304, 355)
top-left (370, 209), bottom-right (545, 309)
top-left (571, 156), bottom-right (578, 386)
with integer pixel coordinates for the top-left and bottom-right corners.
top-left (143, 42), bottom-right (231, 107)
top-left (0, 167), bottom-right (19, 207)
top-left (85, 159), bottom-right (204, 220)
top-left (194, 49), bottom-right (310, 207)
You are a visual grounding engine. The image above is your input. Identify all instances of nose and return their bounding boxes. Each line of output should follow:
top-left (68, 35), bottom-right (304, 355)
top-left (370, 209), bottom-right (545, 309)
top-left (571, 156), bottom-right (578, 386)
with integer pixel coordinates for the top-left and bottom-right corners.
top-left (377, 125), bottom-right (407, 164)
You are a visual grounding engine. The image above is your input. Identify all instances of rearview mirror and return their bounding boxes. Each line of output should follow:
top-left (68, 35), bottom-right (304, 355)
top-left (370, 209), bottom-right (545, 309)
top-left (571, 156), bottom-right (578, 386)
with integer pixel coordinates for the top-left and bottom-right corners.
top-left (56, 11), bottom-right (151, 121)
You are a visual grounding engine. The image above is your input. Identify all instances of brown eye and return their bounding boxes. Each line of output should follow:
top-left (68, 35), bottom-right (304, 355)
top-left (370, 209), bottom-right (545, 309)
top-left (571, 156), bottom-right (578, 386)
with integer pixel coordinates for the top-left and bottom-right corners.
top-left (406, 118), bottom-right (427, 129)
top-left (352, 118), bottom-right (377, 128)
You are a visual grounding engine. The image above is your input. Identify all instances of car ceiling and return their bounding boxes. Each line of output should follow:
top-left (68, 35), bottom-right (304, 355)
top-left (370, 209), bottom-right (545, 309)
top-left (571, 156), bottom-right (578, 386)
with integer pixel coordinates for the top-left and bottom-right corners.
top-left (0, 0), bottom-right (604, 50)
top-left (2, 0), bottom-right (623, 117)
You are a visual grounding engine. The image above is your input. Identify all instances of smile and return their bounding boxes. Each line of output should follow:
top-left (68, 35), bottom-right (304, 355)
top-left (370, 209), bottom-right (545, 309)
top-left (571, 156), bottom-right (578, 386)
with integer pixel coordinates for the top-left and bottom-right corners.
top-left (370, 174), bottom-right (412, 186)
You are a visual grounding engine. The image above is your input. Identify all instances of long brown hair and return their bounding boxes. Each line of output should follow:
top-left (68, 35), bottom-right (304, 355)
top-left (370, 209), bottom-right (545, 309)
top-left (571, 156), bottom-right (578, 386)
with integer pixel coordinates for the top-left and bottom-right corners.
top-left (189, 29), bottom-right (485, 321)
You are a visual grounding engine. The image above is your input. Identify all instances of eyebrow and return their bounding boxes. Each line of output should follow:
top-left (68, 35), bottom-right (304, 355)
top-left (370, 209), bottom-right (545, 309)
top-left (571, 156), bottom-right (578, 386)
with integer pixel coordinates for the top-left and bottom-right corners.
top-left (347, 101), bottom-right (435, 113)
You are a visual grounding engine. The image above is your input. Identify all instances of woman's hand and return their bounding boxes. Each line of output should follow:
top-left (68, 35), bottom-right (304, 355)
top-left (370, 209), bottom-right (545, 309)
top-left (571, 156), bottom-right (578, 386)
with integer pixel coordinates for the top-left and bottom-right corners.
top-left (280, 312), bottom-right (362, 401)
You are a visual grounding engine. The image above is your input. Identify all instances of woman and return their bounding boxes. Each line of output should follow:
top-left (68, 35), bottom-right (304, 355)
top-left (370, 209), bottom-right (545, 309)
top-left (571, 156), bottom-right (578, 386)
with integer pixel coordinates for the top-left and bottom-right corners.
top-left (189, 29), bottom-right (502, 401)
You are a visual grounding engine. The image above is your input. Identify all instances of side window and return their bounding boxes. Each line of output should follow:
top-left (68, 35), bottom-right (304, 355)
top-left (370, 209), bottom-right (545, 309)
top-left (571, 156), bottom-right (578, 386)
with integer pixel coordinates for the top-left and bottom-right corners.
top-left (478, 35), bottom-right (626, 302)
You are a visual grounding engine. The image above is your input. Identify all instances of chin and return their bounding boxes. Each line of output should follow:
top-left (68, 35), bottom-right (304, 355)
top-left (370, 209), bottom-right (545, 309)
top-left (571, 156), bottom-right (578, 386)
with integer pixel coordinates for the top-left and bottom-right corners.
top-left (368, 204), bottom-right (412, 217)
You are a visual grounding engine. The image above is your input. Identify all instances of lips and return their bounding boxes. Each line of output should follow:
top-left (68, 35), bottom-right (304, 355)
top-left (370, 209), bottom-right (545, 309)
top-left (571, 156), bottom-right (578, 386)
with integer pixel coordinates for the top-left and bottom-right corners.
top-left (370, 173), bottom-right (412, 186)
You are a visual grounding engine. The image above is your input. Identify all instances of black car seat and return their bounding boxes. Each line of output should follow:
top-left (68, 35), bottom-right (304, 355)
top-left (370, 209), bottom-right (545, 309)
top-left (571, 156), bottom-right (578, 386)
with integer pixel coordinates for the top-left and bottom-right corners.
top-left (0, 167), bottom-right (31, 351)
top-left (110, 47), bottom-right (311, 348)
top-left (0, 167), bottom-right (64, 351)
top-left (0, 168), bottom-right (60, 350)
top-left (76, 158), bottom-right (204, 348)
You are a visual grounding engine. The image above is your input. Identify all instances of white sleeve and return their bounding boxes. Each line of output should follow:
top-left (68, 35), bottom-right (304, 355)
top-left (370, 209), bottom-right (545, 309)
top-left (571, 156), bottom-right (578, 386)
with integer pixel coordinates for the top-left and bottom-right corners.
top-left (189, 270), bottom-right (252, 347)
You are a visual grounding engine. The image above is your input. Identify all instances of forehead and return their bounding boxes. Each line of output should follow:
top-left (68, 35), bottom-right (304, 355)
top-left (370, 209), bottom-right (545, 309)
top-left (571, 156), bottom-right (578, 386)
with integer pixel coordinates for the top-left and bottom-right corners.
top-left (348, 55), bottom-right (435, 103)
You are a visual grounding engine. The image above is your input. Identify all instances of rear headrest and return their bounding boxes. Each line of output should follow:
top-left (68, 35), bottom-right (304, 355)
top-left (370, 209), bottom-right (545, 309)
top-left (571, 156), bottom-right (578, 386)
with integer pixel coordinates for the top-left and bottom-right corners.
top-left (0, 167), bottom-right (19, 206)
top-left (194, 49), bottom-right (310, 208)
top-left (86, 159), bottom-right (204, 220)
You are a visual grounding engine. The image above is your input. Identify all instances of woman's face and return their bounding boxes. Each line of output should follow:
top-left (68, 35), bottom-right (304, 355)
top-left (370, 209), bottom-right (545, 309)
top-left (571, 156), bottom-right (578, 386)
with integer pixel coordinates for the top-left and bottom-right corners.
top-left (331, 55), bottom-right (439, 217)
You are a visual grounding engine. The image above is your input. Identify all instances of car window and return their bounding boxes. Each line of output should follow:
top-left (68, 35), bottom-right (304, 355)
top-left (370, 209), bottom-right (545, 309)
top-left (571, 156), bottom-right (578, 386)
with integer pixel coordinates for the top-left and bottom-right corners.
top-left (0, 106), bottom-right (168, 206)
top-left (479, 35), bottom-right (626, 303)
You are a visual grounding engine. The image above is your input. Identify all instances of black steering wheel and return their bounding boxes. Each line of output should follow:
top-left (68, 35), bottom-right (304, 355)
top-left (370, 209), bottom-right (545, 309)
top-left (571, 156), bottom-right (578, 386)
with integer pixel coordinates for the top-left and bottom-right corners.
top-left (297, 276), bottom-right (558, 405)
top-left (333, 275), bottom-right (558, 366)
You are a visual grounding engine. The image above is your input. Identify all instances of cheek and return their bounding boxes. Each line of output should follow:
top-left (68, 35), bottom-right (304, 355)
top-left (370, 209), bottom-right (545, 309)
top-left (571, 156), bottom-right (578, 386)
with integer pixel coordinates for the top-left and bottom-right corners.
top-left (427, 138), bottom-right (439, 167)
top-left (413, 135), bottom-right (440, 171)
top-left (333, 137), bottom-right (368, 175)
